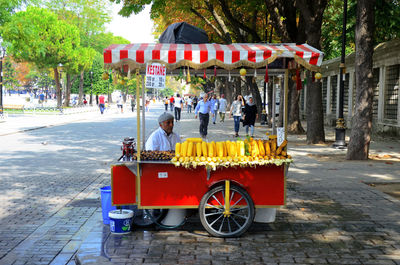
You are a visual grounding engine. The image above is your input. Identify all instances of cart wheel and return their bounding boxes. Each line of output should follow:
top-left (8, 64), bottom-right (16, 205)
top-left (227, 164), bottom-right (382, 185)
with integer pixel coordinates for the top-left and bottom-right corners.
top-left (131, 207), bottom-right (168, 227)
top-left (199, 184), bottom-right (254, 237)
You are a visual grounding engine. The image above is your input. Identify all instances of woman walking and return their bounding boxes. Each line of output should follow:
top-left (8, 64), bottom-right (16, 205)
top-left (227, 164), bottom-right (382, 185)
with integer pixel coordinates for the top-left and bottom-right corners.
top-left (229, 95), bottom-right (244, 137)
top-left (243, 96), bottom-right (258, 137)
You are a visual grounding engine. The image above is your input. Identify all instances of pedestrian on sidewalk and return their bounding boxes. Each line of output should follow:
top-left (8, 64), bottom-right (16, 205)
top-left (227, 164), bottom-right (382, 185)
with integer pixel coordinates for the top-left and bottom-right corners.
top-left (187, 96), bottom-right (193, 113)
top-left (218, 94), bottom-right (227, 122)
top-left (130, 96), bottom-right (136, 112)
top-left (164, 97), bottom-right (169, 111)
top-left (169, 96), bottom-right (174, 111)
top-left (117, 95), bottom-right (124, 113)
top-left (192, 96), bottom-right (198, 110)
top-left (243, 96), bottom-right (258, 137)
top-left (174, 94), bottom-right (183, 121)
top-left (229, 95), bottom-right (244, 137)
top-left (98, 94), bottom-right (105, 114)
top-left (145, 98), bottom-right (150, 112)
top-left (195, 93), bottom-right (213, 139)
top-left (210, 95), bottom-right (219, 124)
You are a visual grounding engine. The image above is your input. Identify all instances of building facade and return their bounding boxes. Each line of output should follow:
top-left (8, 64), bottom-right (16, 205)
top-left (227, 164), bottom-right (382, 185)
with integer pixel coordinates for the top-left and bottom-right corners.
top-left (300, 39), bottom-right (400, 135)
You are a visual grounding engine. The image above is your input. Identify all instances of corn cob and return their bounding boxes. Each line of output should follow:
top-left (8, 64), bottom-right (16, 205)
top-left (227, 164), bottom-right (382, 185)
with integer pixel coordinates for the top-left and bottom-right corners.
top-left (239, 141), bottom-right (245, 156)
top-left (181, 141), bottom-right (188, 157)
top-left (202, 142), bottom-right (208, 157)
top-left (258, 140), bottom-right (265, 156)
top-left (276, 140), bottom-right (287, 155)
top-left (222, 142), bottom-right (227, 157)
top-left (245, 140), bottom-right (252, 154)
top-left (251, 140), bottom-right (259, 156)
top-left (208, 142), bottom-right (214, 157)
top-left (186, 137), bottom-right (203, 143)
top-left (236, 141), bottom-right (241, 156)
top-left (187, 141), bottom-right (193, 157)
top-left (196, 142), bottom-right (202, 157)
top-left (216, 142), bottom-right (224, 157)
top-left (175, 143), bottom-right (181, 157)
top-left (265, 141), bottom-right (271, 156)
top-left (211, 141), bottom-right (217, 157)
top-left (230, 141), bottom-right (237, 157)
top-left (225, 141), bottom-right (231, 156)
top-left (271, 139), bottom-right (277, 154)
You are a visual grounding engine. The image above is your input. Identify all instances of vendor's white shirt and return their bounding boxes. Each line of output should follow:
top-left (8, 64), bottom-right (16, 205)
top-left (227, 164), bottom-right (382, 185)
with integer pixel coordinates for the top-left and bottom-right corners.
top-left (145, 127), bottom-right (181, 151)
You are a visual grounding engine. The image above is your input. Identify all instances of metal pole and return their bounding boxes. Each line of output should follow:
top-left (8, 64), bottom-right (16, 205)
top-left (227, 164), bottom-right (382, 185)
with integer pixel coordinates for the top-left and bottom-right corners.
top-left (135, 71), bottom-right (141, 207)
top-left (333, 0), bottom-right (348, 148)
top-left (272, 79), bottom-right (276, 135)
top-left (136, 71), bottom-right (141, 159)
top-left (0, 52), bottom-right (3, 114)
top-left (142, 75), bottom-right (146, 149)
top-left (284, 69), bottom-right (289, 140)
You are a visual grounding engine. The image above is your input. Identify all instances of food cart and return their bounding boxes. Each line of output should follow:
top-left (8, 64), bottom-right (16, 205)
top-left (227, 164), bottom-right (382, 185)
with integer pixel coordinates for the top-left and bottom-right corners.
top-left (103, 43), bottom-right (323, 237)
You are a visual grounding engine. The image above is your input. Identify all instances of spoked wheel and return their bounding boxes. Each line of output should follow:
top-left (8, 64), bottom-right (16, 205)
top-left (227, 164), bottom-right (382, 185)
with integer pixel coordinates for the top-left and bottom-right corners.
top-left (199, 181), bottom-right (255, 237)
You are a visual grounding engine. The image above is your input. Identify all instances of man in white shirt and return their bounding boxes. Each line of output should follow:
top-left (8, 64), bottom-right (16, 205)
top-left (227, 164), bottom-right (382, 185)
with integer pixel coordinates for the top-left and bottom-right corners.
top-left (145, 112), bottom-right (181, 151)
top-left (186, 97), bottom-right (193, 113)
top-left (173, 94), bottom-right (183, 121)
top-left (218, 94), bottom-right (227, 122)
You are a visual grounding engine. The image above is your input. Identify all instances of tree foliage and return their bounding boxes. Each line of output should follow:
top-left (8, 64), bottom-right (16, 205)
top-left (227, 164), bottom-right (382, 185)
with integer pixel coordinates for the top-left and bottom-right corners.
top-left (2, 7), bottom-right (80, 69)
top-left (322, 0), bottom-right (400, 60)
top-left (1, 6), bottom-right (81, 107)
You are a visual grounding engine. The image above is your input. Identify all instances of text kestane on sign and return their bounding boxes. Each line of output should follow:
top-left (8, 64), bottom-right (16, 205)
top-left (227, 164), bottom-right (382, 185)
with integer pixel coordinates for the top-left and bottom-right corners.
top-left (146, 63), bottom-right (166, 89)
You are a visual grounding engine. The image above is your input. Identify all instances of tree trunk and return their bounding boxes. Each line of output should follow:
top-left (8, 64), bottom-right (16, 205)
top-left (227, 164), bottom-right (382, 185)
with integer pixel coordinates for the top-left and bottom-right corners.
top-left (78, 70), bottom-right (84, 105)
top-left (54, 68), bottom-right (62, 108)
top-left (234, 77), bottom-right (242, 99)
top-left (346, 0), bottom-right (376, 160)
top-left (288, 80), bottom-right (305, 134)
top-left (63, 74), bottom-right (72, 107)
top-left (306, 72), bottom-right (325, 143)
top-left (225, 78), bottom-right (233, 108)
top-left (246, 77), bottom-right (263, 122)
top-left (125, 86), bottom-right (129, 103)
top-left (296, 0), bottom-right (327, 143)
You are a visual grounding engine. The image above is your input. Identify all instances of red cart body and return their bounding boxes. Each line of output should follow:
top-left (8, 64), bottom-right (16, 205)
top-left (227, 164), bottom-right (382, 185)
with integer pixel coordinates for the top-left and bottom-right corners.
top-left (111, 161), bottom-right (286, 208)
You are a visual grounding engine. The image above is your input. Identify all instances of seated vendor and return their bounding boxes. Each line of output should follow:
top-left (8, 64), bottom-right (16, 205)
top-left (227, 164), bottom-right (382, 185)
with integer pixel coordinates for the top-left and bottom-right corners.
top-left (144, 113), bottom-right (185, 226)
top-left (145, 112), bottom-right (181, 151)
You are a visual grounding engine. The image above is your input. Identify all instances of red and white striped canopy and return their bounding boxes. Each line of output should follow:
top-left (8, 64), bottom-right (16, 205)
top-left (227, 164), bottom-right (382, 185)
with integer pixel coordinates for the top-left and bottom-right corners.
top-left (104, 43), bottom-right (323, 71)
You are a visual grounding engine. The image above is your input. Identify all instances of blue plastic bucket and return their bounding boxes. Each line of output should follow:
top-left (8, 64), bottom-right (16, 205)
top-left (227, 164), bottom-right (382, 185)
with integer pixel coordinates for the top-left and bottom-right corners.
top-left (109, 210), bottom-right (134, 234)
top-left (100, 186), bottom-right (116, 225)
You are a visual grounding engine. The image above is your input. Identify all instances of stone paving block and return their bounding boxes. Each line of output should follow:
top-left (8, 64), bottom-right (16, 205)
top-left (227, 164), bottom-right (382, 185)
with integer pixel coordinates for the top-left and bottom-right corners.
top-left (360, 259), bottom-right (396, 265)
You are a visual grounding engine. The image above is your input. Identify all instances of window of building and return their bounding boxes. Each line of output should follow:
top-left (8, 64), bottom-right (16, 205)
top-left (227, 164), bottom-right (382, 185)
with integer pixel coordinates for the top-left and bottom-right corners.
top-left (322, 77), bottom-right (327, 114)
top-left (331, 75), bottom-right (338, 113)
top-left (372, 68), bottom-right (380, 118)
top-left (343, 73), bottom-right (349, 116)
top-left (384, 64), bottom-right (399, 120)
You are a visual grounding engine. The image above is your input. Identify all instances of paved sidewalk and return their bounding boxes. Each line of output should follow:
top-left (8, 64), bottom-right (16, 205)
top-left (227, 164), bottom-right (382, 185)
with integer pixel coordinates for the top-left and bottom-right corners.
top-left (0, 106), bottom-right (101, 136)
top-left (1, 102), bottom-right (399, 265)
top-left (71, 105), bottom-right (400, 265)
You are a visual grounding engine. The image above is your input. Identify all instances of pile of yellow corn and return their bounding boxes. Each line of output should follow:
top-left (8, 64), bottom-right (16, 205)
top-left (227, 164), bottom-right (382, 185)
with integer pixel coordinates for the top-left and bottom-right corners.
top-left (171, 137), bottom-right (292, 170)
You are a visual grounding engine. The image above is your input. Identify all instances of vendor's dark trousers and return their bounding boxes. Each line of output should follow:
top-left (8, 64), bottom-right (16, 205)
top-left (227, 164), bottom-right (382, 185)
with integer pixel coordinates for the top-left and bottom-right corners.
top-left (174, 107), bottom-right (181, 121)
top-left (164, 104), bottom-right (168, 111)
top-left (199, 113), bottom-right (209, 136)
